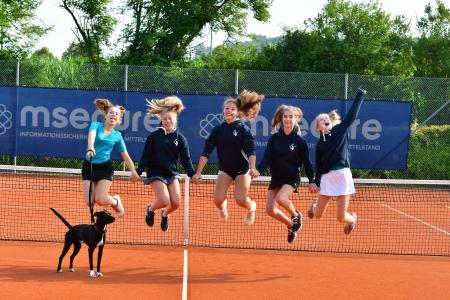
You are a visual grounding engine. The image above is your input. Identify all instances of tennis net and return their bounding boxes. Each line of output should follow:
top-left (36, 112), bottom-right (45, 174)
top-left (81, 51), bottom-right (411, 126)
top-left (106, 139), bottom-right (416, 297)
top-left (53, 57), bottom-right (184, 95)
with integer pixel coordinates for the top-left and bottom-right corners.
top-left (0, 165), bottom-right (449, 256)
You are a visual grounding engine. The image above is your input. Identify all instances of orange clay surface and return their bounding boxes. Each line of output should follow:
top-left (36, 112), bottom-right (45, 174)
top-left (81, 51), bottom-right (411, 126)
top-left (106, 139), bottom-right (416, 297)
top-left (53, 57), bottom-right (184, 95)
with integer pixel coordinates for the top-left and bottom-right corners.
top-left (1, 241), bottom-right (450, 300)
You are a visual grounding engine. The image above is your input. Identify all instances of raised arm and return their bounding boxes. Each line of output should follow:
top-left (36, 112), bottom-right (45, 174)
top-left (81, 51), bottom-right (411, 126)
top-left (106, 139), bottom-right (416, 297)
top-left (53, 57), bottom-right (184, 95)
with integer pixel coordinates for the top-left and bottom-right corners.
top-left (340, 88), bottom-right (366, 129)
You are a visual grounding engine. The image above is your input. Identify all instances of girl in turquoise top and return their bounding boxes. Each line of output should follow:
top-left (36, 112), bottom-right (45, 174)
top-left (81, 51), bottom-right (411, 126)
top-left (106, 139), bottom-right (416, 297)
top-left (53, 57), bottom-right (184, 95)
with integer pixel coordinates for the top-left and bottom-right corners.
top-left (81, 99), bottom-right (139, 217)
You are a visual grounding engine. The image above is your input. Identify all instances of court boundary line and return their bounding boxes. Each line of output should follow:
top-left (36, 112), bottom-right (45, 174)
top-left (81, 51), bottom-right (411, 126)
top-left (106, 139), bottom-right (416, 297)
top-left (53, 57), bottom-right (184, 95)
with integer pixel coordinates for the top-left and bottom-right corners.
top-left (381, 203), bottom-right (450, 236)
top-left (182, 248), bottom-right (188, 300)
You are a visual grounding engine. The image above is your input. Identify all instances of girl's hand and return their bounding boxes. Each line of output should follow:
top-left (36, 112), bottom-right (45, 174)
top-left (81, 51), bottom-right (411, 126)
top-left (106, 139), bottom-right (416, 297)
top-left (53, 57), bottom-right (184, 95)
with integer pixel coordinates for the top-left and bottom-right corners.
top-left (192, 173), bottom-right (201, 184)
top-left (249, 168), bottom-right (259, 179)
top-left (86, 149), bottom-right (96, 157)
top-left (130, 171), bottom-right (140, 183)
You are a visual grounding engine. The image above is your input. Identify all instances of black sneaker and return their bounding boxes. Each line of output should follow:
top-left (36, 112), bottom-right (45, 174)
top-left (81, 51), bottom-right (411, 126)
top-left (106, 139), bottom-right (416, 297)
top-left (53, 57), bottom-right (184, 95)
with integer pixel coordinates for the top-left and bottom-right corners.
top-left (160, 209), bottom-right (169, 232)
top-left (287, 229), bottom-right (297, 243)
top-left (145, 205), bottom-right (155, 227)
top-left (291, 211), bottom-right (303, 232)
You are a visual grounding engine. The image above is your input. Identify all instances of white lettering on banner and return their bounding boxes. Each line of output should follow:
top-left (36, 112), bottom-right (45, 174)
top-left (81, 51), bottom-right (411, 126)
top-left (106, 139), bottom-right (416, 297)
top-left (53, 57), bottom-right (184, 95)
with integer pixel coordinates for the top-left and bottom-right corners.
top-left (19, 105), bottom-right (384, 142)
top-left (250, 115), bottom-right (269, 136)
top-left (19, 131), bottom-right (87, 139)
top-left (20, 106), bottom-right (159, 132)
top-left (199, 113), bottom-right (383, 142)
top-left (124, 136), bottom-right (146, 143)
top-left (349, 144), bottom-right (381, 151)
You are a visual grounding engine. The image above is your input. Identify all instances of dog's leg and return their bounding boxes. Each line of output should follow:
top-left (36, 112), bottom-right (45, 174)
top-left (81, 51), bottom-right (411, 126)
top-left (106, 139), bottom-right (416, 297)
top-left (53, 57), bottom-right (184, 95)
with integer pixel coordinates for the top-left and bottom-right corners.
top-left (57, 240), bottom-right (72, 273)
top-left (96, 233), bottom-right (106, 277)
top-left (88, 245), bottom-right (97, 278)
top-left (69, 242), bottom-right (82, 272)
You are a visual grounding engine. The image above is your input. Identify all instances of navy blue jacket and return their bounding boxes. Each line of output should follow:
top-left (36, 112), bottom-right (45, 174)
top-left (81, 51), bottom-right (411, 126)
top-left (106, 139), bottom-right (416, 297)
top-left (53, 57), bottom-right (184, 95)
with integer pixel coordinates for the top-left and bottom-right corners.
top-left (137, 128), bottom-right (195, 178)
top-left (314, 89), bottom-right (366, 186)
top-left (257, 126), bottom-right (315, 183)
top-left (202, 119), bottom-right (255, 173)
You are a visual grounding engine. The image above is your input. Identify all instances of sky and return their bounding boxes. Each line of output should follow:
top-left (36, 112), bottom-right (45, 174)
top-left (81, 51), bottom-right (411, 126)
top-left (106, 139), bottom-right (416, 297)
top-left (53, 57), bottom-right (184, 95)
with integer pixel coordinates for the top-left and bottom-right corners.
top-left (34, 0), bottom-right (447, 58)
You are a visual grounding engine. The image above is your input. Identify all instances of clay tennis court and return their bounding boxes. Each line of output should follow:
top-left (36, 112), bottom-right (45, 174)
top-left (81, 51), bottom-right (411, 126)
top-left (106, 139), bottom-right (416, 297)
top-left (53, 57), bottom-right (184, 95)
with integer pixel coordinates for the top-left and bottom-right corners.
top-left (1, 168), bottom-right (449, 299)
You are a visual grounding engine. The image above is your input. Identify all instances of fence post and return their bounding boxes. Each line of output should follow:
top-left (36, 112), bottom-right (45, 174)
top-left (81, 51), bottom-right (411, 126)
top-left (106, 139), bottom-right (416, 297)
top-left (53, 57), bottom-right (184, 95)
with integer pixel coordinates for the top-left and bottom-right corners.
top-left (124, 64), bottom-right (128, 92)
top-left (14, 60), bottom-right (20, 168)
top-left (123, 65), bottom-right (128, 172)
top-left (344, 73), bottom-right (348, 99)
top-left (234, 69), bottom-right (239, 95)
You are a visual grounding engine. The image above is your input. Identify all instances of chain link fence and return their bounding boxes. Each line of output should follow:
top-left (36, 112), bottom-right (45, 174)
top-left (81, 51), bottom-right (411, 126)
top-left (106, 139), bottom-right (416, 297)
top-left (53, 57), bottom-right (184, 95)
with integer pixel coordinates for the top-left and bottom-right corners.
top-left (0, 59), bottom-right (448, 179)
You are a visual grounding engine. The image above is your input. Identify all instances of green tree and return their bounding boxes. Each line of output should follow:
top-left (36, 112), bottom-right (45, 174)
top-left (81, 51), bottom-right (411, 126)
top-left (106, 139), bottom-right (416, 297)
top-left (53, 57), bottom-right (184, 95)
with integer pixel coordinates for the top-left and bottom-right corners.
top-left (120, 0), bottom-right (272, 66)
top-left (414, 0), bottom-right (450, 77)
top-left (32, 46), bottom-right (55, 59)
top-left (259, 0), bottom-right (415, 76)
top-left (0, 0), bottom-right (51, 59)
top-left (62, 42), bottom-right (86, 58)
top-left (194, 42), bottom-right (259, 69)
top-left (61, 0), bottom-right (117, 64)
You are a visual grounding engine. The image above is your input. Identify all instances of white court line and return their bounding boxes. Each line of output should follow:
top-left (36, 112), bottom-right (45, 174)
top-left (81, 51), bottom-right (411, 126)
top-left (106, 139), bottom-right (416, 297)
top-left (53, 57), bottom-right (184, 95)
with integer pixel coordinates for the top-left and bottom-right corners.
top-left (381, 203), bottom-right (450, 236)
top-left (182, 249), bottom-right (188, 300)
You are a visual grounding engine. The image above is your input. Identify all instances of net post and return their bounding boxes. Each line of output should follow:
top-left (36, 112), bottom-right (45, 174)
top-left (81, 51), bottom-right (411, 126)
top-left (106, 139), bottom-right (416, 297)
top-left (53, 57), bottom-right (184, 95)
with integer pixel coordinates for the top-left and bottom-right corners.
top-left (183, 174), bottom-right (190, 246)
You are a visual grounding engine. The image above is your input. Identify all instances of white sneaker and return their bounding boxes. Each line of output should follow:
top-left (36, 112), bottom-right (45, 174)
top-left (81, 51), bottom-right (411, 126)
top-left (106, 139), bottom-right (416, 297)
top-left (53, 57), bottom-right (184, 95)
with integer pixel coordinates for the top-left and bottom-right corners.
top-left (217, 200), bottom-right (228, 222)
top-left (344, 212), bottom-right (357, 235)
top-left (113, 195), bottom-right (125, 217)
top-left (244, 201), bottom-right (257, 225)
top-left (307, 200), bottom-right (317, 219)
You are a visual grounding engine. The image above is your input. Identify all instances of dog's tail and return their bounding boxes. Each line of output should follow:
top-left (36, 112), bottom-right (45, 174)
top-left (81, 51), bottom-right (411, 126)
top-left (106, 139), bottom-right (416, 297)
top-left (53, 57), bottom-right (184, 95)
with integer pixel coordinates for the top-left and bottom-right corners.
top-left (50, 208), bottom-right (73, 229)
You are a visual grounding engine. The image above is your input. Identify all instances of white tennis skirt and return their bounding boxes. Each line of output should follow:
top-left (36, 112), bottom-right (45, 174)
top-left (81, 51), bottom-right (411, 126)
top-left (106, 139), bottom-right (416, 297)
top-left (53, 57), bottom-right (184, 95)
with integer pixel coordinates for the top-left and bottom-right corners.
top-left (320, 168), bottom-right (355, 196)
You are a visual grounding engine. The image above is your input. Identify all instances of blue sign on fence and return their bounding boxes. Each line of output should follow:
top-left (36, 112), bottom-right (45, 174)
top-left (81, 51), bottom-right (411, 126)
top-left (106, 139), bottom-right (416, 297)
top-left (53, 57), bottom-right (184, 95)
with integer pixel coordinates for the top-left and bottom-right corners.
top-left (0, 86), bottom-right (412, 170)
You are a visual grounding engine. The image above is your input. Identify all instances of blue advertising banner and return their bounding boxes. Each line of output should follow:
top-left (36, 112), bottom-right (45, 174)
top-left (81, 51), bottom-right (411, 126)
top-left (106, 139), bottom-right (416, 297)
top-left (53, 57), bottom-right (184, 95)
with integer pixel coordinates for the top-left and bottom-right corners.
top-left (0, 86), bottom-right (412, 170)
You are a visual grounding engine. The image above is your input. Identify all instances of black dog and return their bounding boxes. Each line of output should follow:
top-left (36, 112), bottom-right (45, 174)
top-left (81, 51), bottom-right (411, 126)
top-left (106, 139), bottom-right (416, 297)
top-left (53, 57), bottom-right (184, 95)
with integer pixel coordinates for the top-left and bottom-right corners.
top-left (50, 208), bottom-right (115, 278)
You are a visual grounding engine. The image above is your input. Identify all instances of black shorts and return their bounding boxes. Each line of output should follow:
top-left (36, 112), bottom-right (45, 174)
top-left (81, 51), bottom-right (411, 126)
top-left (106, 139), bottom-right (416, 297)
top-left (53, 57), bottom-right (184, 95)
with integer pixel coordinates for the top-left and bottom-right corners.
top-left (268, 177), bottom-right (300, 192)
top-left (219, 169), bottom-right (249, 181)
top-left (81, 160), bottom-right (114, 182)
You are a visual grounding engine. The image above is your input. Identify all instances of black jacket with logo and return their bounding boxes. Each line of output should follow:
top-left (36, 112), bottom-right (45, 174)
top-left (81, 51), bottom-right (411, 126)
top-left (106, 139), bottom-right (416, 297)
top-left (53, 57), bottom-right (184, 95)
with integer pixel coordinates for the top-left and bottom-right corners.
top-left (257, 126), bottom-right (314, 183)
top-left (137, 127), bottom-right (195, 178)
top-left (202, 119), bottom-right (255, 173)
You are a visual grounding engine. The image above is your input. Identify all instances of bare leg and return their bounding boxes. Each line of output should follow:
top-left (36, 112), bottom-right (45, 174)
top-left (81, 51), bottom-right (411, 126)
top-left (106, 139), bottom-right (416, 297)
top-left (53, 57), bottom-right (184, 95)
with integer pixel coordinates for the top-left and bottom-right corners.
top-left (265, 188), bottom-right (292, 227)
top-left (234, 173), bottom-right (253, 209)
top-left (314, 194), bottom-right (333, 219)
top-left (274, 184), bottom-right (296, 217)
top-left (91, 180), bottom-right (117, 207)
top-left (165, 179), bottom-right (181, 216)
top-left (336, 195), bottom-right (356, 223)
top-left (149, 180), bottom-right (170, 211)
top-left (214, 173), bottom-right (232, 210)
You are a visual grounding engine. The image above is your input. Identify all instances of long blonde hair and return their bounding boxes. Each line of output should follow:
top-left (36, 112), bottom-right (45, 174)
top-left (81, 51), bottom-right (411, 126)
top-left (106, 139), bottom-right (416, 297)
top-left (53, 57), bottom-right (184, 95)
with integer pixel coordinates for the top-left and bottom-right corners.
top-left (271, 105), bottom-right (303, 133)
top-left (146, 96), bottom-right (185, 118)
top-left (224, 89), bottom-right (264, 120)
top-left (94, 98), bottom-right (126, 124)
top-left (314, 110), bottom-right (342, 133)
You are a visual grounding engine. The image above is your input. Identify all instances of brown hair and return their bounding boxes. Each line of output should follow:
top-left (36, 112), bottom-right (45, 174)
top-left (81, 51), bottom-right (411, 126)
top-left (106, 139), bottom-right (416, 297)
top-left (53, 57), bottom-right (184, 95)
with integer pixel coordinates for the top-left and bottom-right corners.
top-left (271, 105), bottom-right (303, 133)
top-left (224, 89), bottom-right (264, 120)
top-left (94, 98), bottom-right (126, 124)
top-left (146, 96), bottom-right (185, 119)
top-left (328, 110), bottom-right (341, 126)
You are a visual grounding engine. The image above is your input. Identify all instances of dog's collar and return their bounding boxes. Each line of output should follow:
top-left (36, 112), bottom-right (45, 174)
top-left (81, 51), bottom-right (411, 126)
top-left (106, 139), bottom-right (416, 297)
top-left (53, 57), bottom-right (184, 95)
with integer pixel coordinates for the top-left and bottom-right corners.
top-left (94, 224), bottom-right (107, 233)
